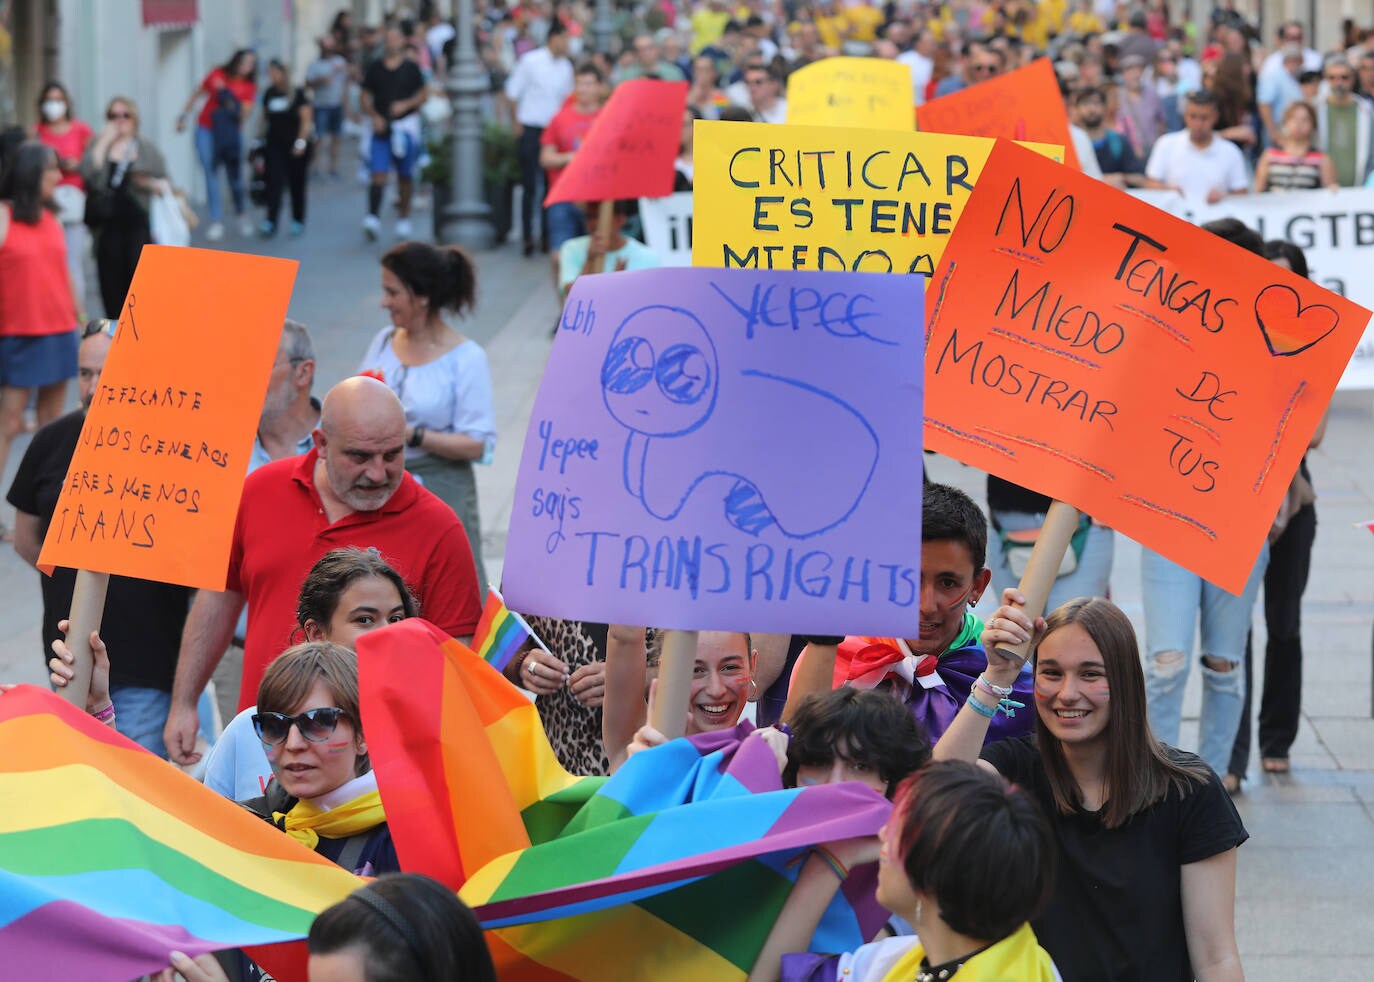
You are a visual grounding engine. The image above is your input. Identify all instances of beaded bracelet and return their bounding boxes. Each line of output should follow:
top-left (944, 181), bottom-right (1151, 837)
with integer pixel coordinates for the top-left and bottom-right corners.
top-left (92, 702), bottom-right (116, 724)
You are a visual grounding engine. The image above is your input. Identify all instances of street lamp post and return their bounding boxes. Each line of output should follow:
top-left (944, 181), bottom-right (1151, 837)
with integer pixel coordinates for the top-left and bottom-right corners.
top-left (594, 0), bottom-right (616, 56)
top-left (440, 0), bottom-right (496, 249)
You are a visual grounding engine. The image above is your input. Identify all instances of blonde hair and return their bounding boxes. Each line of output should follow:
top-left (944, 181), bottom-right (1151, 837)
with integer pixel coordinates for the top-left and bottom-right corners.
top-left (105, 95), bottom-right (140, 133)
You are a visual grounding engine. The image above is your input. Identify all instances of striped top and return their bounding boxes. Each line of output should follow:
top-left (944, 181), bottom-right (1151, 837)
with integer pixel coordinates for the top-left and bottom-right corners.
top-left (1261, 147), bottom-right (1325, 191)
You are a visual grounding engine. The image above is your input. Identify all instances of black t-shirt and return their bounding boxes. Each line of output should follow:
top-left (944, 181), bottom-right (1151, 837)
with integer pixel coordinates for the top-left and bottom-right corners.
top-left (981, 735), bottom-right (1248, 981)
top-left (987, 475), bottom-right (1053, 515)
top-left (263, 85), bottom-right (310, 148)
top-left (6, 410), bottom-right (191, 690)
top-left (361, 57), bottom-right (426, 135)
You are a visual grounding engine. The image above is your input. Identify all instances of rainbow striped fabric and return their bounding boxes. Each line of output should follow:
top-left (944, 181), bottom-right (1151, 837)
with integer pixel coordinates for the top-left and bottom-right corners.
top-left (359, 619), bottom-right (893, 981)
top-left (472, 585), bottom-right (542, 671)
top-left (0, 686), bottom-right (364, 982)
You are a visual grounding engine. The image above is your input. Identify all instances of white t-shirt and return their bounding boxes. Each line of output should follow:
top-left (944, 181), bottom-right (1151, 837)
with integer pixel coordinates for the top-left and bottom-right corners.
top-left (899, 50), bottom-right (933, 103)
top-left (1145, 130), bottom-right (1249, 199)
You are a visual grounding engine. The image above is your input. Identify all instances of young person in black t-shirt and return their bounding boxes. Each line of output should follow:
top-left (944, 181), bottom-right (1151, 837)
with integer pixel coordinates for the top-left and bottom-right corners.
top-left (935, 593), bottom-right (1248, 981)
top-left (257, 59), bottom-right (314, 237)
top-left (359, 24), bottom-right (427, 241)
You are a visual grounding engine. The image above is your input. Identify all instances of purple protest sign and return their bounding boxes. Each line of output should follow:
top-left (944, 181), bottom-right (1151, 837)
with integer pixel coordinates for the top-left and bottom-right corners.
top-left (503, 267), bottom-right (924, 635)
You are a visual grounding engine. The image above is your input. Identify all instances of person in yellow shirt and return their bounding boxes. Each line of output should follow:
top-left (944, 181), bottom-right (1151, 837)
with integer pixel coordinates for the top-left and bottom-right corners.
top-left (1066, 0), bottom-right (1104, 37)
top-left (691, 0), bottom-right (732, 54)
top-left (845, 2), bottom-right (885, 45)
top-left (1039, 0), bottom-right (1068, 37)
top-left (812, 1), bottom-right (849, 51)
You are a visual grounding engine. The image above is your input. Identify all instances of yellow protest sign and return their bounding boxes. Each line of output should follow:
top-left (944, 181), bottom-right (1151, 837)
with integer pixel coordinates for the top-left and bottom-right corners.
top-left (785, 57), bottom-right (914, 131)
top-left (692, 120), bottom-right (1062, 275)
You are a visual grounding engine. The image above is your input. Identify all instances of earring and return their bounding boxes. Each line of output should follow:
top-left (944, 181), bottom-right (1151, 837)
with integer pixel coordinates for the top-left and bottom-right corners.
top-left (915, 898), bottom-right (923, 925)
top-left (748, 678), bottom-right (758, 698)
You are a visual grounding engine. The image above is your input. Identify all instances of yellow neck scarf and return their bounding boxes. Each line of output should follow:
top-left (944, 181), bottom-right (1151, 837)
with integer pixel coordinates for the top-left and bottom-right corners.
top-left (880, 923), bottom-right (1058, 982)
top-left (273, 788), bottom-right (386, 851)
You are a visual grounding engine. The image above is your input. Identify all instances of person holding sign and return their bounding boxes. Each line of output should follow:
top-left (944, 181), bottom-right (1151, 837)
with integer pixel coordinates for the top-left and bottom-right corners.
top-left (163, 376), bottom-right (482, 766)
top-left (782, 484), bottom-right (1034, 746)
top-left (556, 200), bottom-right (660, 302)
top-left (935, 594), bottom-right (1247, 981)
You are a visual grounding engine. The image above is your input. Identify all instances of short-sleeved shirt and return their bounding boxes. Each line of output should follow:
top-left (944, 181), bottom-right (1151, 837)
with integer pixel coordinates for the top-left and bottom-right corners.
top-left (361, 57), bottom-right (426, 136)
top-left (6, 410), bottom-right (191, 690)
top-left (196, 68), bottom-right (256, 130)
top-left (226, 449), bottom-right (482, 709)
top-left (358, 329), bottom-right (496, 463)
top-left (305, 54), bottom-right (349, 107)
top-left (540, 104), bottom-right (602, 191)
top-left (557, 235), bottom-right (660, 292)
top-left (980, 735), bottom-right (1248, 981)
top-left (1326, 100), bottom-right (1361, 186)
top-left (263, 85), bottom-right (311, 148)
top-left (36, 120), bottom-right (94, 190)
top-left (1144, 130), bottom-right (1249, 199)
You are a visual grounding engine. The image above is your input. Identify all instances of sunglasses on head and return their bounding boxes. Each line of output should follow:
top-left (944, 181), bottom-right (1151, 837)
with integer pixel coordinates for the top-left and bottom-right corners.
top-left (252, 707), bottom-right (349, 746)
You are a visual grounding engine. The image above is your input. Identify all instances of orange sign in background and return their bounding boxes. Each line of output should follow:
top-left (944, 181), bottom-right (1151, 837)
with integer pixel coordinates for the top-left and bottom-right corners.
top-left (917, 58), bottom-right (1081, 171)
top-left (924, 141), bottom-right (1370, 592)
top-left (38, 246), bottom-right (297, 590)
top-left (545, 79), bottom-right (689, 205)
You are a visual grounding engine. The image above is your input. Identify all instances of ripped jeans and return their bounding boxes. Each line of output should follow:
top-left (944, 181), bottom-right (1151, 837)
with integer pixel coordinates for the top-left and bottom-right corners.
top-left (1141, 545), bottom-right (1268, 776)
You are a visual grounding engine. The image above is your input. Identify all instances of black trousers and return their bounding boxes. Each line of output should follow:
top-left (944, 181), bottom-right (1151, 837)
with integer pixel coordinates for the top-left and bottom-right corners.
top-left (264, 142), bottom-right (311, 226)
top-left (1229, 501), bottom-right (1316, 775)
top-left (94, 220), bottom-right (150, 318)
top-left (516, 124), bottom-right (546, 246)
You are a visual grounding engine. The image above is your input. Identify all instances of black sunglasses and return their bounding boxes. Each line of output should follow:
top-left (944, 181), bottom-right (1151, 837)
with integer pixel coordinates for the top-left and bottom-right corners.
top-left (252, 707), bottom-right (350, 746)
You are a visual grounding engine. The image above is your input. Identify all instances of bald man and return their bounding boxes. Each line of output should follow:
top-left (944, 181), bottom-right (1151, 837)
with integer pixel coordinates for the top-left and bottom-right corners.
top-left (163, 376), bottom-right (482, 765)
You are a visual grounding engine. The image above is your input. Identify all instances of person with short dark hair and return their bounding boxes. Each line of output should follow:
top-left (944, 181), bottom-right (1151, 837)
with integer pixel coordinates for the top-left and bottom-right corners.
top-left (308, 873), bottom-right (496, 981)
top-left (1315, 53), bottom-right (1374, 186)
top-left (1075, 86), bottom-right (1145, 188)
top-left (742, 62), bottom-right (787, 123)
top-left (1143, 89), bottom-right (1248, 202)
top-left (539, 62), bottom-right (607, 260)
top-left (782, 688), bottom-right (931, 798)
top-left (359, 242), bottom-right (494, 593)
top-left (504, 20), bottom-right (573, 256)
top-left (556, 199), bottom-right (660, 302)
top-left (939, 595), bottom-right (1247, 980)
top-left (747, 760), bottom-right (1058, 981)
top-left (359, 25), bottom-right (428, 240)
top-left (782, 483), bottom-right (1035, 746)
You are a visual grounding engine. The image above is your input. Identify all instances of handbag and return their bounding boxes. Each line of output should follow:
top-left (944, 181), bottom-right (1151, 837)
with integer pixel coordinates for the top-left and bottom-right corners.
top-left (51, 183), bottom-right (87, 225)
top-left (149, 186), bottom-right (191, 247)
top-left (997, 515), bottom-right (1092, 580)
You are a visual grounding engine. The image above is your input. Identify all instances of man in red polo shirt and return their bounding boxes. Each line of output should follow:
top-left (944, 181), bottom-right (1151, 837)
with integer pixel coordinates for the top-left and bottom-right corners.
top-left (162, 376), bottom-right (482, 765)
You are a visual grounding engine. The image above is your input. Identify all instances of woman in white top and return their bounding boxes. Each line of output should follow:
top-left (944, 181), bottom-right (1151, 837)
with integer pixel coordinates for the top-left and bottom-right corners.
top-left (359, 241), bottom-right (495, 590)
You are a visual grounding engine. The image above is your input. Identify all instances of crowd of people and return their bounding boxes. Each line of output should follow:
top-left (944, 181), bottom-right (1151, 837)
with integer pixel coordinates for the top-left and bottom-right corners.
top-left (1, 0), bottom-right (1367, 978)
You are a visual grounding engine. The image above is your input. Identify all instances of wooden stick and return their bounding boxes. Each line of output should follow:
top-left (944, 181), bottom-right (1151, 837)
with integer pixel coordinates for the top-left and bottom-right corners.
top-left (55, 569), bottom-right (110, 709)
top-left (994, 500), bottom-right (1080, 664)
top-left (586, 199), bottom-right (615, 274)
top-left (652, 629), bottom-right (698, 739)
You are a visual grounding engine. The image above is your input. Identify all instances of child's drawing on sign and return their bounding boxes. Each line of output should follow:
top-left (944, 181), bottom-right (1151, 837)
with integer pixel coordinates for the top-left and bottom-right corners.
top-left (601, 305), bottom-right (879, 538)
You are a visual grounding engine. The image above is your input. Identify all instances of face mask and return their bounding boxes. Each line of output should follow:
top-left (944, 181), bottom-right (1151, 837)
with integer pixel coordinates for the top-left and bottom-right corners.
top-left (42, 100), bottom-right (67, 121)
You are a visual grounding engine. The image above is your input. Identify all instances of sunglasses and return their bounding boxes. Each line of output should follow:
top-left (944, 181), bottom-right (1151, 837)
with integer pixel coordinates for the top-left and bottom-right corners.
top-left (82, 319), bottom-right (117, 339)
top-left (971, 63), bottom-right (998, 74)
top-left (252, 707), bottom-right (350, 746)
top-left (107, 110), bottom-right (133, 120)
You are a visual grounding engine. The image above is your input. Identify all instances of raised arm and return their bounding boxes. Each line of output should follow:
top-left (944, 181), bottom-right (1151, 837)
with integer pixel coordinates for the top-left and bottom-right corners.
top-left (603, 624), bottom-right (648, 772)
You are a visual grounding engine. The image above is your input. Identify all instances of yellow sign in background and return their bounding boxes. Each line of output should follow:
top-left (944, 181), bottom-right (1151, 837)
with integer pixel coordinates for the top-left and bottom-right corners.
top-left (692, 120), bottom-right (1062, 276)
top-left (785, 57), bottom-right (914, 131)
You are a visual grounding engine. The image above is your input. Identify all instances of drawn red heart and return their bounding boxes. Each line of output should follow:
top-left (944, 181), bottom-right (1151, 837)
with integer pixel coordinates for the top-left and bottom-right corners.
top-left (1253, 284), bottom-right (1339, 357)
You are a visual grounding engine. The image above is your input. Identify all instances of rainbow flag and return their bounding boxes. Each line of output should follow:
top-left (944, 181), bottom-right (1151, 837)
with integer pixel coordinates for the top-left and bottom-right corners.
top-left (359, 620), bottom-right (892, 981)
top-left (472, 585), bottom-right (544, 671)
top-left (0, 687), bottom-right (364, 982)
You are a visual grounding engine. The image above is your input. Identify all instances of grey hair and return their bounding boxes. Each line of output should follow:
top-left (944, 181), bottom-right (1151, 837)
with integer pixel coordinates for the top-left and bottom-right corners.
top-left (282, 319), bottom-right (315, 364)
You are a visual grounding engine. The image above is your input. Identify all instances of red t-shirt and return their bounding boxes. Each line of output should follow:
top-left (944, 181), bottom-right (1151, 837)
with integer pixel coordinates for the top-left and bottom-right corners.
top-left (196, 68), bottom-right (257, 129)
top-left (36, 120), bottom-right (94, 190)
top-left (226, 449), bottom-right (483, 709)
top-left (540, 104), bottom-right (601, 191)
top-left (0, 209), bottom-right (76, 337)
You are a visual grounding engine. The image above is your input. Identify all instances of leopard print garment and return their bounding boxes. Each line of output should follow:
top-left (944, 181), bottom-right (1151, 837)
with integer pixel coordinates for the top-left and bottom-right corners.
top-left (523, 616), bottom-right (611, 776)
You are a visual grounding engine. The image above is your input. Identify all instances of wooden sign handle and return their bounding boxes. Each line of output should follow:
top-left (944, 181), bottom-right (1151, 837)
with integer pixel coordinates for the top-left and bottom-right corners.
top-left (651, 629), bottom-right (698, 739)
top-left (587, 199), bottom-right (615, 274)
top-left (993, 500), bottom-right (1080, 664)
top-left (55, 569), bottom-right (110, 709)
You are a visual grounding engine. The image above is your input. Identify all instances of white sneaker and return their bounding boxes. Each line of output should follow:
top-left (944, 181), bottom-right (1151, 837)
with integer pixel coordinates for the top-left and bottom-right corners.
top-left (395, 217), bottom-right (413, 239)
top-left (205, 221), bottom-right (225, 242)
top-left (362, 214), bottom-right (380, 241)
top-left (237, 216), bottom-right (255, 237)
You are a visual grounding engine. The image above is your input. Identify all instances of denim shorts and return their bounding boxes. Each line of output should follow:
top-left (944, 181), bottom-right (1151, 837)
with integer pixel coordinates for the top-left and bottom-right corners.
top-left (314, 104), bottom-right (344, 136)
top-left (369, 131), bottom-right (419, 179)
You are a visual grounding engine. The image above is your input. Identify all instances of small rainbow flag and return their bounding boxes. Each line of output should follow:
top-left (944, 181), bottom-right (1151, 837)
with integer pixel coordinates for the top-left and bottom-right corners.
top-left (0, 687), bottom-right (364, 981)
top-left (359, 620), bottom-right (891, 980)
top-left (472, 585), bottom-right (545, 671)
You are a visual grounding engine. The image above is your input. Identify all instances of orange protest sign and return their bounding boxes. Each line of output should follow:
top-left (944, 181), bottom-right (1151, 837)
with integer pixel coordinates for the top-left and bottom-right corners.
top-left (37, 246), bottom-right (297, 590)
top-left (924, 141), bottom-right (1370, 592)
top-left (917, 58), bottom-right (1081, 171)
top-left (545, 79), bottom-right (689, 205)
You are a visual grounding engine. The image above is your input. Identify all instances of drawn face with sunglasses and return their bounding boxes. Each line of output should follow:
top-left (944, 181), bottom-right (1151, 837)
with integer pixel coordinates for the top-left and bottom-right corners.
top-left (254, 679), bottom-right (366, 800)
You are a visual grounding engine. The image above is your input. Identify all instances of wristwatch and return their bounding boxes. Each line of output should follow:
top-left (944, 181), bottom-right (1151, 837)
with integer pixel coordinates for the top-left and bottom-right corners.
top-left (408, 425), bottom-right (426, 448)
top-left (293, 138), bottom-right (308, 150)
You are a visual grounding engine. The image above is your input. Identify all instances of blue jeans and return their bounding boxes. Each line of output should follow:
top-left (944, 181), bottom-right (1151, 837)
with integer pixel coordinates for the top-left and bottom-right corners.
top-left (109, 684), bottom-right (218, 759)
top-left (545, 201), bottom-right (586, 252)
top-left (987, 511), bottom-right (1115, 612)
top-left (1141, 546), bottom-right (1269, 775)
top-left (195, 125), bottom-right (245, 223)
